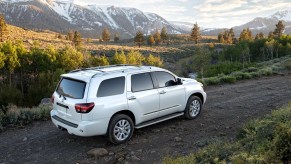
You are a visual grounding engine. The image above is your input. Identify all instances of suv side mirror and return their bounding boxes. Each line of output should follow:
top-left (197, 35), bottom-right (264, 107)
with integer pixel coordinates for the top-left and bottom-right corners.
top-left (177, 78), bottom-right (183, 85)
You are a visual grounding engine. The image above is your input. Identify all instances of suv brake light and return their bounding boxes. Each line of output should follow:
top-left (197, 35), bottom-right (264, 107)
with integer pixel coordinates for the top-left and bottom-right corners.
top-left (75, 103), bottom-right (95, 113)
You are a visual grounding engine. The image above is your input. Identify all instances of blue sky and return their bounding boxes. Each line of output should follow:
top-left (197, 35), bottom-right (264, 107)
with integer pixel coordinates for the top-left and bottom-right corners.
top-left (75, 0), bottom-right (291, 28)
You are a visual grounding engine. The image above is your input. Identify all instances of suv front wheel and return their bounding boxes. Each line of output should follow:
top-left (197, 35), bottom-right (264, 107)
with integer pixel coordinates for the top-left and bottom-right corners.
top-left (108, 114), bottom-right (134, 144)
top-left (184, 96), bottom-right (202, 119)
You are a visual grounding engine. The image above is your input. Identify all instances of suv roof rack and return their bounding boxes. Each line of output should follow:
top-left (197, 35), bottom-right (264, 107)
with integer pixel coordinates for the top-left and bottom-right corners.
top-left (69, 64), bottom-right (140, 73)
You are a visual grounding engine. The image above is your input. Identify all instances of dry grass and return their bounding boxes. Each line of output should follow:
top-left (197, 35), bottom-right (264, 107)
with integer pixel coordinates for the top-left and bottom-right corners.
top-left (2, 24), bottom-right (218, 54)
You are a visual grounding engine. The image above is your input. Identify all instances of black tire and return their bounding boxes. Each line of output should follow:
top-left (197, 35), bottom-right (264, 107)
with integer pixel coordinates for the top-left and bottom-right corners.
top-left (108, 114), bottom-right (134, 144)
top-left (184, 96), bottom-right (202, 119)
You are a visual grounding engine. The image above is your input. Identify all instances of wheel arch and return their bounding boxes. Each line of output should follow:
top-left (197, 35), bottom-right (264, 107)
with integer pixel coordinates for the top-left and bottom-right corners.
top-left (110, 110), bottom-right (136, 125)
top-left (189, 92), bottom-right (204, 104)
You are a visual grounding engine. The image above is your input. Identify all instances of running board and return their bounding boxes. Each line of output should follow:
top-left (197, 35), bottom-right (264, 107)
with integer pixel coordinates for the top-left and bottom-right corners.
top-left (135, 112), bottom-right (184, 129)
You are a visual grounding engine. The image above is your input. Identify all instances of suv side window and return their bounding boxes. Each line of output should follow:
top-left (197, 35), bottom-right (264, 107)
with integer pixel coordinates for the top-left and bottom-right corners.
top-left (131, 73), bottom-right (154, 92)
top-left (154, 71), bottom-right (176, 88)
top-left (97, 77), bottom-right (125, 97)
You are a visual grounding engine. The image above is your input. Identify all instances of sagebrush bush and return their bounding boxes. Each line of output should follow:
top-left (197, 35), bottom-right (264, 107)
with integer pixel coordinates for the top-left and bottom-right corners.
top-left (204, 77), bottom-right (220, 85)
top-left (258, 67), bottom-right (273, 76)
top-left (283, 59), bottom-right (291, 70)
top-left (220, 75), bottom-right (236, 83)
top-left (0, 105), bottom-right (51, 130)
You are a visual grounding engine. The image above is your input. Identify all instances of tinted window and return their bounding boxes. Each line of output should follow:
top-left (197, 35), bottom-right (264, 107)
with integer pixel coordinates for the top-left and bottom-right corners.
top-left (154, 71), bottom-right (176, 88)
top-left (97, 77), bottom-right (125, 97)
top-left (57, 78), bottom-right (86, 99)
top-left (131, 73), bottom-right (154, 92)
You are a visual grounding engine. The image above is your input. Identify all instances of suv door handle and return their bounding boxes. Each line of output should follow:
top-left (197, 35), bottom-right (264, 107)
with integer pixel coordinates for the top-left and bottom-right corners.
top-left (159, 90), bottom-right (166, 94)
top-left (128, 96), bottom-right (136, 100)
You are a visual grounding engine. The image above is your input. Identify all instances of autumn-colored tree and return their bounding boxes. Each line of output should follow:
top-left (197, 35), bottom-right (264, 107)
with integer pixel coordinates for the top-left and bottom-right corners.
top-left (134, 30), bottom-right (144, 48)
top-left (91, 55), bottom-right (109, 66)
top-left (218, 32), bottom-right (224, 43)
top-left (1, 40), bottom-right (20, 86)
top-left (147, 35), bottom-right (155, 46)
top-left (161, 27), bottom-right (168, 42)
top-left (145, 54), bottom-right (163, 67)
top-left (239, 28), bottom-right (253, 42)
top-left (153, 30), bottom-right (161, 45)
top-left (191, 22), bottom-right (201, 44)
top-left (126, 50), bottom-right (144, 65)
top-left (112, 50), bottom-right (126, 64)
top-left (102, 28), bottom-right (111, 43)
top-left (273, 20), bottom-right (285, 38)
top-left (255, 32), bottom-right (265, 40)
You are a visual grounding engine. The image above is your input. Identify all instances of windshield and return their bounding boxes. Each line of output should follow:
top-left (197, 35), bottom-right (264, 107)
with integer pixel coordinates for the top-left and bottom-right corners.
top-left (56, 78), bottom-right (86, 99)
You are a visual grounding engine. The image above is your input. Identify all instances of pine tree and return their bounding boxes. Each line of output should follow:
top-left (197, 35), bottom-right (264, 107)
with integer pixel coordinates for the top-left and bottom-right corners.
top-left (229, 28), bottom-right (235, 43)
top-left (191, 22), bottom-right (200, 44)
top-left (102, 28), bottom-right (110, 43)
top-left (147, 35), bottom-right (155, 46)
top-left (114, 33), bottom-right (119, 42)
top-left (73, 31), bottom-right (82, 49)
top-left (153, 30), bottom-right (161, 45)
top-left (161, 27), bottom-right (168, 42)
top-left (0, 14), bottom-right (7, 42)
top-left (134, 30), bottom-right (144, 48)
top-left (273, 20), bottom-right (285, 38)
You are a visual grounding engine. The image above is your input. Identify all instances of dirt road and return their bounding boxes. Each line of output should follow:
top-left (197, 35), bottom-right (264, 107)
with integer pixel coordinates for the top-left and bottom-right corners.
top-left (1, 75), bottom-right (291, 164)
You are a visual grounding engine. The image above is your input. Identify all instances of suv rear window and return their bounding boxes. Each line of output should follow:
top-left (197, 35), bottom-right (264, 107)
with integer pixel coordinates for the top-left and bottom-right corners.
top-left (57, 78), bottom-right (86, 99)
top-left (97, 77), bottom-right (125, 97)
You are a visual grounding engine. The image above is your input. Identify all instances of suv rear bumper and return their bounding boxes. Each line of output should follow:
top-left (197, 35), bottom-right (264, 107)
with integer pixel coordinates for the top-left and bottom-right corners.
top-left (50, 110), bottom-right (109, 136)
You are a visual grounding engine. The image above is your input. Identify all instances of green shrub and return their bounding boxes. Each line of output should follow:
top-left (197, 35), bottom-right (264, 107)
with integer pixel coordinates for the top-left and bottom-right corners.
top-left (164, 102), bottom-right (291, 163)
top-left (242, 72), bottom-right (252, 79)
top-left (0, 85), bottom-right (23, 106)
top-left (204, 77), bottom-right (220, 85)
top-left (0, 105), bottom-right (51, 129)
top-left (250, 72), bottom-right (260, 78)
top-left (220, 75), bottom-right (236, 83)
top-left (283, 59), bottom-right (291, 70)
top-left (231, 71), bottom-right (244, 80)
top-left (258, 67), bottom-right (273, 76)
top-left (273, 122), bottom-right (291, 161)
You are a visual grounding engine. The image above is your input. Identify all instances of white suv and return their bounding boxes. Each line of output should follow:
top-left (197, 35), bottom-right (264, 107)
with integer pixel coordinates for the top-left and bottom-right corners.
top-left (50, 65), bottom-right (206, 144)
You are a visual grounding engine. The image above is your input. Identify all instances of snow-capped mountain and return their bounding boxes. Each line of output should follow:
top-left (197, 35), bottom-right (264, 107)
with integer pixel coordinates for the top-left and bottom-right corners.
top-left (170, 21), bottom-right (193, 32)
top-left (0, 0), bottom-right (185, 38)
top-left (203, 8), bottom-right (291, 36)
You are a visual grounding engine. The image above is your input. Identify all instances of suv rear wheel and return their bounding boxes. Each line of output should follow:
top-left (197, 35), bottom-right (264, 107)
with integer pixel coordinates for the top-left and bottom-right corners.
top-left (108, 114), bottom-right (134, 144)
top-left (184, 96), bottom-right (202, 119)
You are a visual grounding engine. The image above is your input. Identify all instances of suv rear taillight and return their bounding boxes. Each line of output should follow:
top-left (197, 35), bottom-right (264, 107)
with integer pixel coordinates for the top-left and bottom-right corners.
top-left (75, 103), bottom-right (95, 113)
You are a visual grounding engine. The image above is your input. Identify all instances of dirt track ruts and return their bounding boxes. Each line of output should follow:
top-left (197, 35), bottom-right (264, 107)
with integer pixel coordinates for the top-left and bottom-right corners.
top-left (1, 74), bottom-right (291, 164)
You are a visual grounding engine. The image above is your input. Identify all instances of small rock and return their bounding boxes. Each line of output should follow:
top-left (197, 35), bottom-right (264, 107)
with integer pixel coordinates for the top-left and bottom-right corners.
top-left (87, 148), bottom-right (108, 158)
top-left (117, 157), bottom-right (125, 162)
top-left (174, 137), bottom-right (182, 142)
top-left (131, 155), bottom-right (140, 161)
top-left (150, 150), bottom-right (156, 154)
top-left (23, 137), bottom-right (27, 142)
top-left (108, 151), bottom-right (114, 156)
top-left (137, 149), bottom-right (143, 153)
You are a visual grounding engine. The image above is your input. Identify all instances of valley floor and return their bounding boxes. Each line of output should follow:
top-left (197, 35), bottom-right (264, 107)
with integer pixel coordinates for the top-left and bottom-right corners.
top-left (1, 74), bottom-right (291, 163)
